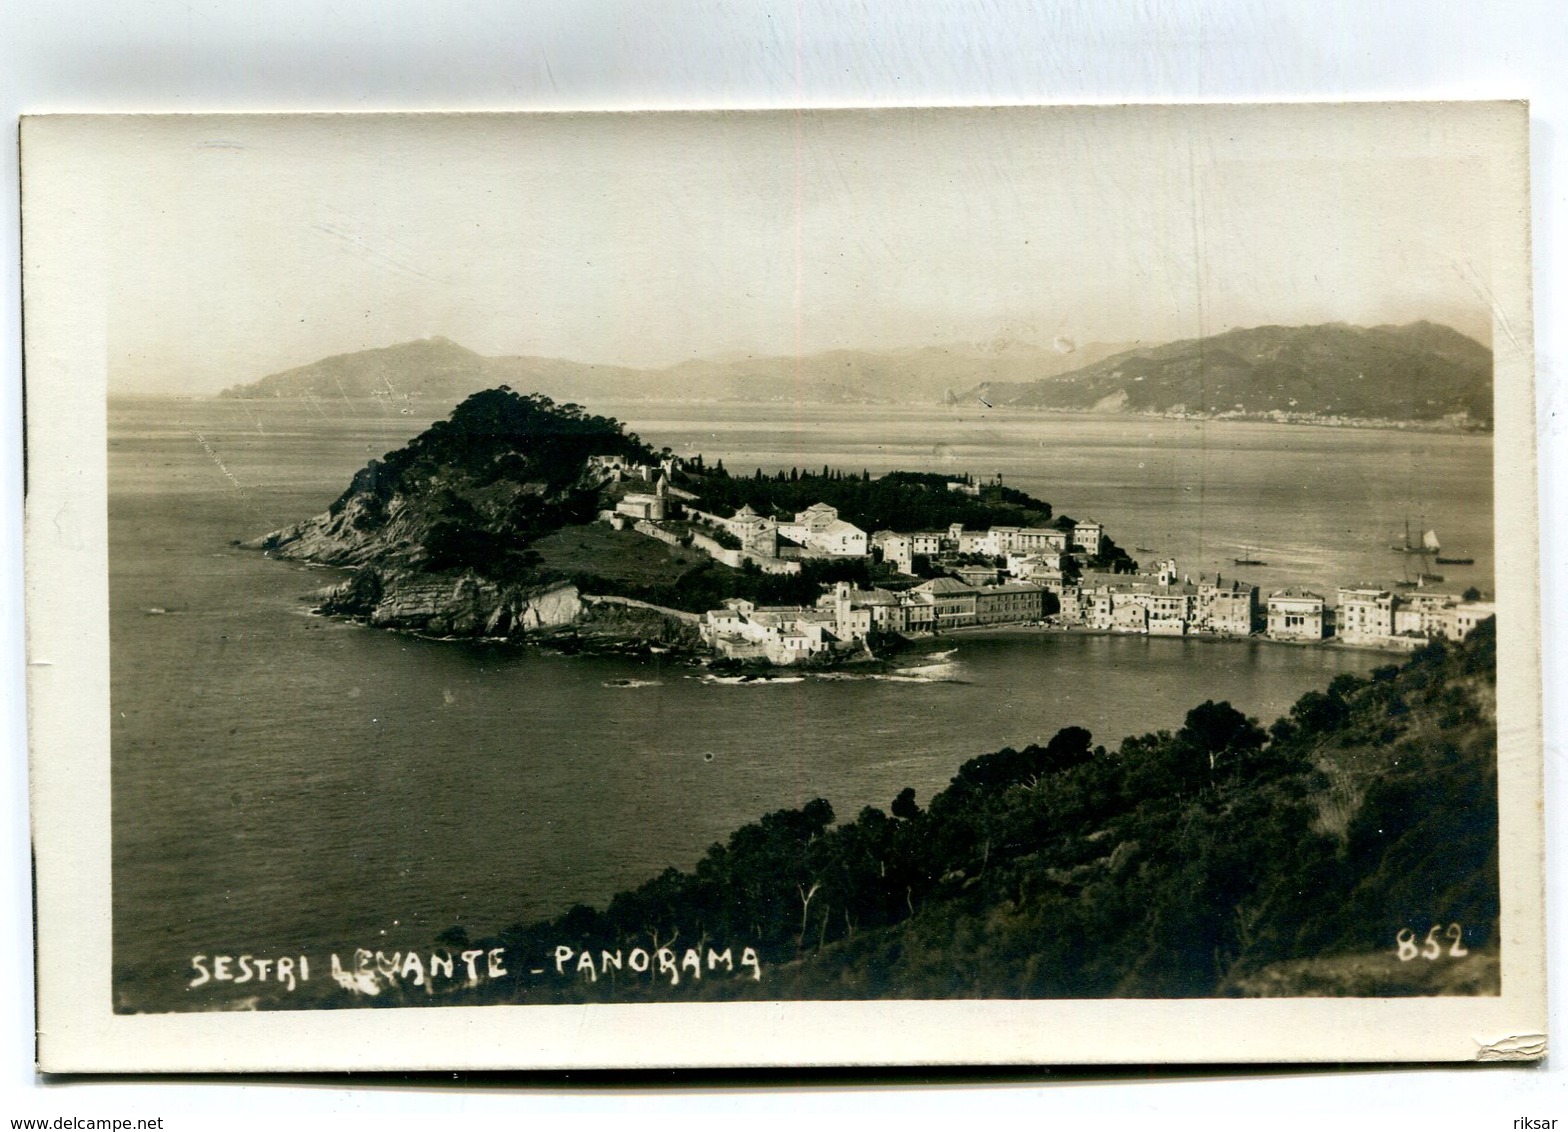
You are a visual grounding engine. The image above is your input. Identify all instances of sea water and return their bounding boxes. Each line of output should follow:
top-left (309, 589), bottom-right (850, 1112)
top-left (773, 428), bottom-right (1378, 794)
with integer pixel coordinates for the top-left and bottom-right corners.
top-left (107, 397), bottom-right (1490, 1009)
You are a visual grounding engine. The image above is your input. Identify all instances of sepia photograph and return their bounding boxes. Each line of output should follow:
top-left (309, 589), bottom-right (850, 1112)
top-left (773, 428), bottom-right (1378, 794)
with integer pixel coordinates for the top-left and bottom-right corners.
top-left (22, 102), bottom-right (1543, 1069)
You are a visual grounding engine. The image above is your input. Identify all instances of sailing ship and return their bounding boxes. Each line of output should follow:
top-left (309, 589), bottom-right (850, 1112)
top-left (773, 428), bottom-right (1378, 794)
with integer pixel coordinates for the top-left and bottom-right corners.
top-left (1391, 519), bottom-right (1442, 556)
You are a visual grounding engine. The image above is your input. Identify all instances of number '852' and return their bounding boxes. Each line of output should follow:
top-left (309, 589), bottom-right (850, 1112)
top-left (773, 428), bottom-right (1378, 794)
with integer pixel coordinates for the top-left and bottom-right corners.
top-left (1395, 923), bottom-right (1468, 961)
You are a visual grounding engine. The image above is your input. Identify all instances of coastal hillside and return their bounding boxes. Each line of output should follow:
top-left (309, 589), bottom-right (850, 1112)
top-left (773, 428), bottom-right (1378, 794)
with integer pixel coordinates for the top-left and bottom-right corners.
top-left (248, 387), bottom-right (1087, 639)
top-left (248, 387), bottom-right (705, 643)
top-left (469, 617), bottom-right (1499, 1002)
top-left (213, 615), bottom-right (1495, 1010)
top-left (219, 324), bottom-right (1489, 424)
top-left (254, 387), bottom-right (654, 572)
top-left (967, 321), bottom-right (1493, 425)
top-left (648, 339), bottom-right (1134, 405)
top-left (217, 336), bottom-right (1133, 407)
top-left (217, 337), bottom-right (646, 406)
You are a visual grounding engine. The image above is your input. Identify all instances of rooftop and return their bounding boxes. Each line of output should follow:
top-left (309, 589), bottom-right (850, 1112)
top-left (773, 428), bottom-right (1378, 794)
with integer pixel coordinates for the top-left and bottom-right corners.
top-left (1269, 587), bottom-right (1325, 602)
top-left (915, 576), bottom-right (979, 595)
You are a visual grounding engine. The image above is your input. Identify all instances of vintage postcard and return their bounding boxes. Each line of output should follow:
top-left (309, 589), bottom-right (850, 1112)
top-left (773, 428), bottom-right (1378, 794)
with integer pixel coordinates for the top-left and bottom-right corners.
top-left (23, 104), bottom-right (1544, 1071)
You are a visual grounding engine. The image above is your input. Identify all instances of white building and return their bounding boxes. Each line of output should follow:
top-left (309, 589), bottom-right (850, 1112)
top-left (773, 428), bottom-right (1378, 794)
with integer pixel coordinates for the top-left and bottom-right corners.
top-left (1450, 600), bottom-right (1496, 640)
top-left (1071, 519), bottom-right (1105, 556)
top-left (777, 503), bottom-right (868, 557)
top-left (1267, 588), bottom-right (1327, 641)
top-left (1336, 585), bottom-right (1396, 644)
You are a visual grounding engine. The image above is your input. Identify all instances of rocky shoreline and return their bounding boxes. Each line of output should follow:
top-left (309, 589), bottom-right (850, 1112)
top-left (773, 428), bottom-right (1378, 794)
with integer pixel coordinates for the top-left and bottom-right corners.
top-left (270, 551), bottom-right (947, 672)
top-left (291, 562), bottom-right (704, 654)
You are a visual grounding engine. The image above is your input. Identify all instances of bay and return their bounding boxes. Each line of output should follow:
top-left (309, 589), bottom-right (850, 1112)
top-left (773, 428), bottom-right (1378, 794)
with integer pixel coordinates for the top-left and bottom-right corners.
top-left (107, 397), bottom-right (1490, 1009)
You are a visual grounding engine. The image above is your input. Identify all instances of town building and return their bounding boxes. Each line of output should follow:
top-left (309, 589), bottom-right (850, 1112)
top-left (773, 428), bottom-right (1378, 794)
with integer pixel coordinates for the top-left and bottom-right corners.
top-left (954, 564), bottom-right (1003, 587)
top-left (613, 475), bottom-right (670, 522)
top-left (815, 583), bottom-right (937, 636)
top-left (913, 576), bottom-right (979, 630)
top-left (701, 590), bottom-right (868, 667)
top-left (1195, 575), bottom-right (1259, 636)
top-left (1006, 551), bottom-right (1069, 584)
top-left (1267, 588), bottom-right (1327, 641)
top-left (954, 528), bottom-right (992, 555)
top-left (1393, 591), bottom-right (1459, 638)
top-left (1336, 585), bottom-right (1397, 644)
top-left (1071, 519), bottom-right (1104, 556)
top-left (776, 503), bottom-right (868, 557)
top-left (1450, 600), bottom-right (1496, 641)
top-left (899, 593), bottom-right (936, 634)
top-left (871, 531), bottom-right (914, 574)
top-left (974, 582), bottom-right (1046, 625)
top-left (1013, 527), bottom-right (1071, 554)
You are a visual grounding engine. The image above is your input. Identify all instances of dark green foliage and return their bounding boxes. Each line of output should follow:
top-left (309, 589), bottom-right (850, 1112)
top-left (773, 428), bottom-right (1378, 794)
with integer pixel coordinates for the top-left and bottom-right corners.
top-left (322, 388), bottom-right (654, 579)
top-left (684, 466), bottom-right (1052, 534)
top-left (380, 386), bottom-right (652, 491)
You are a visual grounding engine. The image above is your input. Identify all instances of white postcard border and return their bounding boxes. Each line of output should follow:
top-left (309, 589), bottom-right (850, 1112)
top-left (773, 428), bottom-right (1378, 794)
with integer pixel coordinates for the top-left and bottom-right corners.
top-left (22, 104), bottom-right (1546, 1072)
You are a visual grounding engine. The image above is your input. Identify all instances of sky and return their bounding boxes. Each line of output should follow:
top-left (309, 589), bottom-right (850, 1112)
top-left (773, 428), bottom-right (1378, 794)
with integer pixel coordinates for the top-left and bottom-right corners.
top-left (59, 103), bottom-right (1514, 395)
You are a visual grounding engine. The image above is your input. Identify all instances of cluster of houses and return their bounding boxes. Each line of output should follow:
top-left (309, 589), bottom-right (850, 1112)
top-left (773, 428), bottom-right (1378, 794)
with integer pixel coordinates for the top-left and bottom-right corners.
top-left (1057, 566), bottom-right (1493, 649)
top-left (585, 463), bottom-right (1494, 666)
top-left (1269, 585), bottom-right (1496, 649)
top-left (698, 568), bottom-right (1496, 666)
top-left (700, 578), bottom-right (1052, 666)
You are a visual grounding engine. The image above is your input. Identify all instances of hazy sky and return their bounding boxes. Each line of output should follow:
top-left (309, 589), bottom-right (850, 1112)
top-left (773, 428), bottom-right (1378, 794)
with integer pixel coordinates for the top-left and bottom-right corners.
top-left (83, 104), bottom-right (1511, 394)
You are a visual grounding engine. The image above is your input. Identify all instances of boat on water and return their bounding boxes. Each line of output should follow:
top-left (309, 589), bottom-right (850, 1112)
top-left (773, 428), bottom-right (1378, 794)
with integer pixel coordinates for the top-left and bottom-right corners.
top-left (1435, 556), bottom-right (1475, 565)
top-left (1392, 520), bottom-right (1442, 555)
top-left (1233, 557), bottom-right (1266, 566)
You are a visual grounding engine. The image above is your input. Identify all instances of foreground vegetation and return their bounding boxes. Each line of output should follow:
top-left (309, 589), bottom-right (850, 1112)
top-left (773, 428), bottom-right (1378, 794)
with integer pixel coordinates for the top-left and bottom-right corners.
top-left (412, 618), bottom-right (1495, 1004)
top-left (163, 612), bottom-right (1497, 1011)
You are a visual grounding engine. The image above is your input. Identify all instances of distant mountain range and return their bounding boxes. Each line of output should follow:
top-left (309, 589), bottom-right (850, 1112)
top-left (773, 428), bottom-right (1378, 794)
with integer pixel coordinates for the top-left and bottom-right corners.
top-left (216, 336), bottom-right (1133, 407)
top-left (965, 321), bottom-right (1492, 425)
top-left (218, 320), bottom-right (1492, 426)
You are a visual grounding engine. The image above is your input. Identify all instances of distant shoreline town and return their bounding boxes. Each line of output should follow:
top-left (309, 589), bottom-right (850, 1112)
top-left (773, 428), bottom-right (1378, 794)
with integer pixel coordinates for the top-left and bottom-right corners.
top-left (592, 453), bottom-right (1494, 668)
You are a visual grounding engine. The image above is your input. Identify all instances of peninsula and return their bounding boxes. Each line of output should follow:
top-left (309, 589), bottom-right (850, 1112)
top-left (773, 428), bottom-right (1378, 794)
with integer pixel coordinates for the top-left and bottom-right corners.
top-left (249, 386), bottom-right (1127, 659)
top-left (252, 386), bottom-right (1493, 664)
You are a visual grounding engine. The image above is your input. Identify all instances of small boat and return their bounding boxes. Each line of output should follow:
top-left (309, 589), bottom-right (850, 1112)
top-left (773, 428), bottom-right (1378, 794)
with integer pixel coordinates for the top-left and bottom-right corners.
top-left (1435, 556), bottom-right (1474, 565)
top-left (1233, 542), bottom-right (1266, 566)
top-left (1135, 546), bottom-right (1156, 553)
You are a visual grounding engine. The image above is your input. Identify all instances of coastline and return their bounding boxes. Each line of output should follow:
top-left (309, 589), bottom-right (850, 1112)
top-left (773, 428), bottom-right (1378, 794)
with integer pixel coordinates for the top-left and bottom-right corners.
top-left (162, 391), bottom-right (1492, 437)
top-left (941, 620), bottom-right (1426, 657)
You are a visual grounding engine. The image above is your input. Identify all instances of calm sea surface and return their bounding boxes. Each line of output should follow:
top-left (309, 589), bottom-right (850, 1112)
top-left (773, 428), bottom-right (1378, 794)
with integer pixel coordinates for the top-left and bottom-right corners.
top-left (108, 397), bottom-right (1492, 1008)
